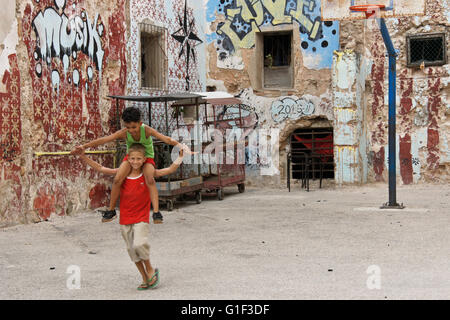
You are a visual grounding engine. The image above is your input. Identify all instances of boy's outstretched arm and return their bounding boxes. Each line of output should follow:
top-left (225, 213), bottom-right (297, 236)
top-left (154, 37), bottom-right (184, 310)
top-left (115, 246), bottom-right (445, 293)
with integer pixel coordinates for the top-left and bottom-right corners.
top-left (70, 128), bottom-right (126, 155)
top-left (154, 150), bottom-right (184, 178)
top-left (146, 126), bottom-right (197, 155)
top-left (74, 147), bottom-right (118, 176)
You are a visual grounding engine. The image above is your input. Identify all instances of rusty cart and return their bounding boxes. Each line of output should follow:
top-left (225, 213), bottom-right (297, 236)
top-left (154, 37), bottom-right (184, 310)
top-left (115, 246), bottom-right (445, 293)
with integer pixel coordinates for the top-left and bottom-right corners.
top-left (172, 92), bottom-right (247, 200)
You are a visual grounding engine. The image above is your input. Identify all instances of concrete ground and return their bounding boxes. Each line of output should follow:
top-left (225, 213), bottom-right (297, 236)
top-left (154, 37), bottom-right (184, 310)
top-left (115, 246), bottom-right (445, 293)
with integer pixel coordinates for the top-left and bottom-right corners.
top-left (1, 181), bottom-right (449, 300)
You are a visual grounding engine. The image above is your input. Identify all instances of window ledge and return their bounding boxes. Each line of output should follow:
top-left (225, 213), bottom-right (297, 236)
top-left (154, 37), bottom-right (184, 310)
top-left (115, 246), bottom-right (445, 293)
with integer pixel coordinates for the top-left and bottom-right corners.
top-left (254, 88), bottom-right (297, 97)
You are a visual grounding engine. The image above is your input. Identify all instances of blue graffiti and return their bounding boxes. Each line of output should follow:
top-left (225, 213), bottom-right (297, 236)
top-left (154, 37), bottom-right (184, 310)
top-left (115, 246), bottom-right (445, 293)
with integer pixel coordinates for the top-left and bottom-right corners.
top-left (206, 0), bottom-right (339, 69)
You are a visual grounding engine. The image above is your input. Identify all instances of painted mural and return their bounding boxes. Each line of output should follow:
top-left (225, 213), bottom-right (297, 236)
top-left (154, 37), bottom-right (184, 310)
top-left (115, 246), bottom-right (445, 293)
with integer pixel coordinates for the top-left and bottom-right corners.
top-left (31, 0), bottom-right (105, 89)
top-left (206, 0), bottom-right (339, 69)
top-left (17, 0), bottom-right (128, 221)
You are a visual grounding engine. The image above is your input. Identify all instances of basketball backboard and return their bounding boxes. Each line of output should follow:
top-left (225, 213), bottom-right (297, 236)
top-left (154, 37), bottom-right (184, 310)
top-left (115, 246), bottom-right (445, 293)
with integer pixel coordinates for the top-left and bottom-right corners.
top-left (321, 0), bottom-right (426, 21)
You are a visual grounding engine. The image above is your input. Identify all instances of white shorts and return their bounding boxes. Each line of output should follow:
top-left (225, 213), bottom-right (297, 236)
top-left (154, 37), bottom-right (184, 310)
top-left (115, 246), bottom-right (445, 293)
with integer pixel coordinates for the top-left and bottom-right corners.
top-left (120, 222), bottom-right (150, 263)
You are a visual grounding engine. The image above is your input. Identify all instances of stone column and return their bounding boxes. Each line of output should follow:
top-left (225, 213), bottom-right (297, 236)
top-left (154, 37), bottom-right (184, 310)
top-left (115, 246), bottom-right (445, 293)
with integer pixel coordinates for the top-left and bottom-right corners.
top-left (332, 50), bottom-right (369, 185)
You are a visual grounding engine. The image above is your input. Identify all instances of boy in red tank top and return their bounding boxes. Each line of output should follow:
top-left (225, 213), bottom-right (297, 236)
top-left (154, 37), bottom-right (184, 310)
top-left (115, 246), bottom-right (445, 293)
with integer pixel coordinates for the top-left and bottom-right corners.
top-left (75, 143), bottom-right (184, 290)
top-left (71, 106), bottom-right (193, 224)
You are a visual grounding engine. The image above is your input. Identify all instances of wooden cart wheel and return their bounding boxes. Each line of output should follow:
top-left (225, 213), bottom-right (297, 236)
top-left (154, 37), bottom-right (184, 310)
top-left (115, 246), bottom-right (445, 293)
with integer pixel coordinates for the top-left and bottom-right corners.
top-left (238, 183), bottom-right (245, 193)
top-left (217, 188), bottom-right (224, 201)
top-left (167, 199), bottom-right (174, 211)
top-left (195, 191), bottom-right (202, 204)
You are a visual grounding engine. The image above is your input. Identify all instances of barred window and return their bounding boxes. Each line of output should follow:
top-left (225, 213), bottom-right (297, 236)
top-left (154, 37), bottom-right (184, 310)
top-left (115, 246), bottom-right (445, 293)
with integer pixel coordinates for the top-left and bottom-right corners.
top-left (139, 23), bottom-right (168, 90)
top-left (407, 33), bottom-right (446, 67)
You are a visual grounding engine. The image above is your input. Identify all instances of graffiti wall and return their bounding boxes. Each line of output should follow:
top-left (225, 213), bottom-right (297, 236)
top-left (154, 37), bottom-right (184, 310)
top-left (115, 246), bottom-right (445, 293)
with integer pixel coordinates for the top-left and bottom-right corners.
top-left (206, 0), bottom-right (339, 70)
top-left (205, 0), bottom-right (338, 183)
top-left (0, 0), bottom-right (128, 226)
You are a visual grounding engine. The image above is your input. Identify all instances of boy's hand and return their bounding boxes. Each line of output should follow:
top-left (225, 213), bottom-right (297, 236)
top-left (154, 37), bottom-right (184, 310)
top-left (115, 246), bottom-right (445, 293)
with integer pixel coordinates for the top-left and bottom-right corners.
top-left (179, 143), bottom-right (198, 155)
top-left (71, 145), bottom-right (85, 155)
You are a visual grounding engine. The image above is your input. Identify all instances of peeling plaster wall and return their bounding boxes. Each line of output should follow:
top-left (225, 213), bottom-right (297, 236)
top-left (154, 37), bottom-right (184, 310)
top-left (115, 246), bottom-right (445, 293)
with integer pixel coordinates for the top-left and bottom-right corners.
top-left (339, 0), bottom-right (450, 185)
top-left (0, 0), bottom-right (128, 227)
top-left (206, 0), bottom-right (337, 185)
top-left (1, 0), bottom-right (208, 227)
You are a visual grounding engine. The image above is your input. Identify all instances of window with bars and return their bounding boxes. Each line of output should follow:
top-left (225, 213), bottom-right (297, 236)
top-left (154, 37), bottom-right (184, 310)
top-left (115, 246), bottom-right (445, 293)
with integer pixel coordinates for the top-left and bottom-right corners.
top-left (406, 33), bottom-right (446, 68)
top-left (139, 23), bottom-right (168, 90)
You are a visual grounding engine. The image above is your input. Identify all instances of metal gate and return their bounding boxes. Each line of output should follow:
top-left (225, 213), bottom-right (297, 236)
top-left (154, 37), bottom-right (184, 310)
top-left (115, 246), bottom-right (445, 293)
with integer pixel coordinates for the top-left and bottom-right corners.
top-left (287, 127), bottom-right (334, 191)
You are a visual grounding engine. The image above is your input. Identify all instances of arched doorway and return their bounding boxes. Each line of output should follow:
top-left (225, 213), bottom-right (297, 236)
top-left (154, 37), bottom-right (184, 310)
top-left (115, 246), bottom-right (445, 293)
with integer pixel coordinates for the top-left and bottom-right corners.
top-left (288, 127), bottom-right (334, 189)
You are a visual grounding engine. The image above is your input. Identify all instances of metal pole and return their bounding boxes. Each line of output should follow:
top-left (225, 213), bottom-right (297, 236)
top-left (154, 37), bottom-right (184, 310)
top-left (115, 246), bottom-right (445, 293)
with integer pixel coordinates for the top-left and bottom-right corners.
top-left (34, 150), bottom-right (116, 157)
top-left (148, 101), bottom-right (151, 127)
top-left (378, 18), bottom-right (404, 209)
top-left (196, 97), bottom-right (201, 176)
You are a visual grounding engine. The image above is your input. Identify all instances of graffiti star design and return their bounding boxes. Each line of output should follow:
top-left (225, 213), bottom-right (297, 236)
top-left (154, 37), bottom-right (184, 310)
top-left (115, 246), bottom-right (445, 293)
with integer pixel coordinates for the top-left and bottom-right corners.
top-left (171, 0), bottom-right (203, 91)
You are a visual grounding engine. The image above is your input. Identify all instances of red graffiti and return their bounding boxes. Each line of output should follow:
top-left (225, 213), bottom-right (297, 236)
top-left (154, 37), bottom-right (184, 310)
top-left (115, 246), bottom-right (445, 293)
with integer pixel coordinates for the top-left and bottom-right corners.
top-left (20, 1), bottom-right (127, 219)
top-left (399, 134), bottom-right (413, 185)
top-left (373, 147), bottom-right (385, 182)
top-left (426, 69), bottom-right (441, 171)
top-left (0, 54), bottom-right (22, 161)
top-left (89, 183), bottom-right (110, 209)
top-left (107, 0), bottom-right (127, 134)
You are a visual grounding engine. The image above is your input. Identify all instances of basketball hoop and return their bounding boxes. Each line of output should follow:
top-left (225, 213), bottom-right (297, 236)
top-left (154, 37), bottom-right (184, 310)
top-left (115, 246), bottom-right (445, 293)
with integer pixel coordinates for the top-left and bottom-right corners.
top-left (350, 4), bottom-right (386, 19)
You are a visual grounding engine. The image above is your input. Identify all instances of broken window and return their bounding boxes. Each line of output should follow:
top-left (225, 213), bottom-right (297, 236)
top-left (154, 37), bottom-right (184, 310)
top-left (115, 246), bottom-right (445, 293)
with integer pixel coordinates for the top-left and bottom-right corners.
top-left (263, 32), bottom-right (293, 89)
top-left (407, 33), bottom-right (446, 68)
top-left (140, 23), bottom-right (168, 90)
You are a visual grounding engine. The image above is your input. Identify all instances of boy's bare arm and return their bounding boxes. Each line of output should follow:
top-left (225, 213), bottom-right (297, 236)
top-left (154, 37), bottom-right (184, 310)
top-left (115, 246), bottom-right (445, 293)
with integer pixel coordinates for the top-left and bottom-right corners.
top-left (155, 151), bottom-right (184, 177)
top-left (146, 126), bottom-right (178, 146)
top-left (71, 128), bottom-right (127, 154)
top-left (75, 149), bottom-right (118, 176)
top-left (145, 125), bottom-right (197, 155)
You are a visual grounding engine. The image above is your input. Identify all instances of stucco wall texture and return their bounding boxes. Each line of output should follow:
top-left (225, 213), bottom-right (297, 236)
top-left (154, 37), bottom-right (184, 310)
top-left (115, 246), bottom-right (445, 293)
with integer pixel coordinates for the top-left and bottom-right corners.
top-left (338, 0), bottom-right (449, 185)
top-left (0, 0), bottom-right (207, 227)
top-left (206, 0), bottom-right (449, 186)
top-left (0, 0), bottom-right (448, 227)
top-left (0, 0), bottom-right (128, 227)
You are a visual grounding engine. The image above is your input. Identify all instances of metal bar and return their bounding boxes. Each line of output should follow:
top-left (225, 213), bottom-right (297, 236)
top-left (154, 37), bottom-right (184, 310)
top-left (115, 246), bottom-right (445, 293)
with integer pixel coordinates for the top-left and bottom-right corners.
top-left (165, 98), bottom-right (169, 136)
top-left (164, 98), bottom-right (171, 192)
top-left (148, 101), bottom-right (151, 127)
top-left (378, 18), bottom-right (404, 209)
top-left (196, 97), bottom-right (201, 176)
top-left (287, 152), bottom-right (291, 192)
top-left (35, 150), bottom-right (116, 157)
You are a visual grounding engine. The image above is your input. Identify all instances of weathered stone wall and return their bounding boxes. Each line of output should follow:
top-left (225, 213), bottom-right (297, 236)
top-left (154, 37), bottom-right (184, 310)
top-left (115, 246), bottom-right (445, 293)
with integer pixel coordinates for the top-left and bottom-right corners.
top-left (338, 0), bottom-right (449, 184)
top-left (0, 0), bottom-right (128, 227)
top-left (0, 0), bottom-right (208, 227)
top-left (205, 0), bottom-right (338, 185)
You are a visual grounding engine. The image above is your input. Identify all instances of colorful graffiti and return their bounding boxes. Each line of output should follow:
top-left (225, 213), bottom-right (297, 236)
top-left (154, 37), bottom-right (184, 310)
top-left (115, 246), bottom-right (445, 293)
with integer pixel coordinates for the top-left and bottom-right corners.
top-left (19, 0), bottom-right (127, 220)
top-left (271, 97), bottom-right (315, 122)
top-left (206, 0), bottom-right (339, 69)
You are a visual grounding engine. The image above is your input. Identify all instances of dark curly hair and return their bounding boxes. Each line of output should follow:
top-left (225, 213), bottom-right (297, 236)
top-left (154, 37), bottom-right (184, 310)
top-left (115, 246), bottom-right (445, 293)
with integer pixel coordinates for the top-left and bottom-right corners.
top-left (121, 107), bottom-right (141, 123)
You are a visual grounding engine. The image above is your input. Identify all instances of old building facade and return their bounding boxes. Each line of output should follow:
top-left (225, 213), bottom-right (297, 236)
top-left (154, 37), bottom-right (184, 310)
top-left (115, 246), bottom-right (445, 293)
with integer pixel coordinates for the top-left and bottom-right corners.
top-left (0, 0), bottom-right (448, 226)
top-left (205, 0), bottom-right (449, 186)
top-left (0, 0), bottom-right (206, 227)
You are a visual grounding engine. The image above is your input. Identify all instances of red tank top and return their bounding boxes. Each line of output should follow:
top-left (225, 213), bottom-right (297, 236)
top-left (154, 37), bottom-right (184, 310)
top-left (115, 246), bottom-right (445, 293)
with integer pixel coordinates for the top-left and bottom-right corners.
top-left (119, 174), bottom-right (151, 225)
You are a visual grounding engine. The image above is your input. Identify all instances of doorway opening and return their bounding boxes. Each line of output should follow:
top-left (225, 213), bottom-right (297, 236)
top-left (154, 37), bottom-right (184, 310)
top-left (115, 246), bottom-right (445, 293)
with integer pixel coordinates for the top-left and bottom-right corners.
top-left (289, 127), bottom-right (334, 180)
